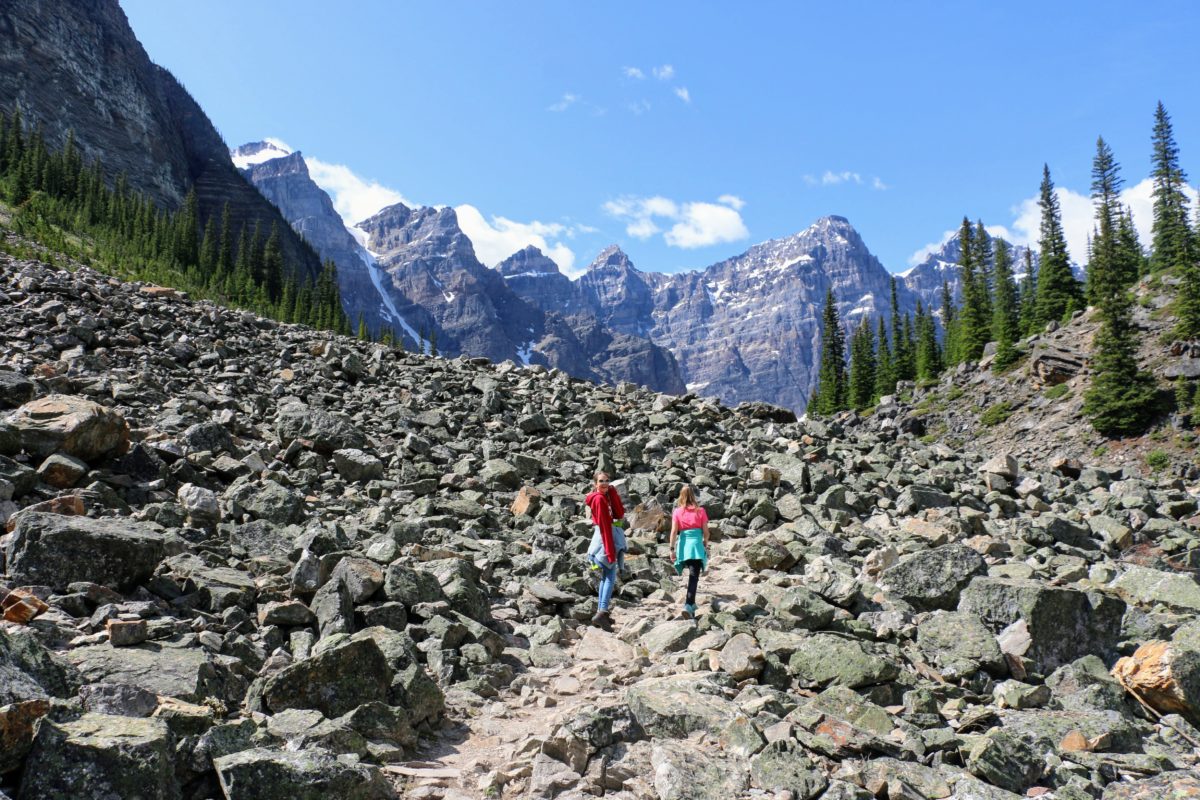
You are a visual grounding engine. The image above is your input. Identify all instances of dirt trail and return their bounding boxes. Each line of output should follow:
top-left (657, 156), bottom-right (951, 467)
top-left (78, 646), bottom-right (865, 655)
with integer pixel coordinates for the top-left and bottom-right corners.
top-left (390, 542), bottom-right (757, 799)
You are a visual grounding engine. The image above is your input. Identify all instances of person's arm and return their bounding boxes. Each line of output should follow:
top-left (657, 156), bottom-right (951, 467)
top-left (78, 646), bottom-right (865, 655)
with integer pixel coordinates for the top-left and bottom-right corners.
top-left (669, 515), bottom-right (679, 552)
top-left (702, 520), bottom-right (710, 549)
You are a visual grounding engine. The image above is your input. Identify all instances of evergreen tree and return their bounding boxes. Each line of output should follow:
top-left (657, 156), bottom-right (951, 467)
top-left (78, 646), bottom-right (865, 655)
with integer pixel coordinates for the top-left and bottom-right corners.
top-left (263, 223), bottom-right (284, 302)
top-left (1018, 249), bottom-right (1038, 336)
top-left (217, 203), bottom-right (233, 275)
top-left (874, 316), bottom-right (894, 398)
top-left (1082, 139), bottom-right (1157, 435)
top-left (357, 313), bottom-right (368, 341)
top-left (915, 301), bottom-right (942, 381)
top-left (991, 239), bottom-right (1020, 369)
top-left (199, 214), bottom-right (218, 275)
top-left (889, 277), bottom-right (911, 381)
top-left (940, 279), bottom-right (959, 365)
top-left (1150, 102), bottom-right (1193, 275)
top-left (1034, 164), bottom-right (1084, 326)
top-left (957, 217), bottom-right (991, 361)
top-left (811, 288), bottom-right (847, 415)
top-left (428, 326), bottom-right (439, 358)
top-left (847, 320), bottom-right (876, 411)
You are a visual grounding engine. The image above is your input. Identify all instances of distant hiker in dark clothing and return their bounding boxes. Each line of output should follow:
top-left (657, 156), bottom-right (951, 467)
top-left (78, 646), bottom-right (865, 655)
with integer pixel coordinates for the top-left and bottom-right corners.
top-left (669, 484), bottom-right (709, 619)
top-left (585, 471), bottom-right (626, 629)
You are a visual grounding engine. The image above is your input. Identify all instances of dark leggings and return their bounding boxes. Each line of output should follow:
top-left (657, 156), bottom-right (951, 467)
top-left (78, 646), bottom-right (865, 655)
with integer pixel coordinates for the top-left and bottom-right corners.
top-left (683, 559), bottom-right (702, 605)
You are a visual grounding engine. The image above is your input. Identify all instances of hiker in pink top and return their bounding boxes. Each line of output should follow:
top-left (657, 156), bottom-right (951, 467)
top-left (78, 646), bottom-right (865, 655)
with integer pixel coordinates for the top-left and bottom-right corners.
top-left (668, 485), bottom-right (710, 619)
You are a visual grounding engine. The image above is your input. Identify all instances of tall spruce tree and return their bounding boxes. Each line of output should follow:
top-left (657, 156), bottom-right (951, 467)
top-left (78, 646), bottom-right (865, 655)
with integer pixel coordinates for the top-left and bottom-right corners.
top-left (991, 239), bottom-right (1020, 369)
top-left (957, 217), bottom-right (990, 361)
top-left (1017, 249), bottom-right (1037, 336)
top-left (874, 316), bottom-right (894, 398)
top-left (811, 288), bottom-right (847, 415)
top-left (1150, 102), bottom-right (1193, 272)
top-left (940, 280), bottom-right (959, 365)
top-left (915, 301), bottom-right (942, 381)
top-left (1082, 139), bottom-right (1157, 435)
top-left (847, 320), bottom-right (876, 411)
top-left (1034, 165), bottom-right (1084, 326)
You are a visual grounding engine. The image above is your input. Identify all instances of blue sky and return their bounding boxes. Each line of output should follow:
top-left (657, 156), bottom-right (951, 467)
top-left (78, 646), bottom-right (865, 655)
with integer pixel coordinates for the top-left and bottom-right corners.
top-left (121, 1), bottom-right (1200, 277)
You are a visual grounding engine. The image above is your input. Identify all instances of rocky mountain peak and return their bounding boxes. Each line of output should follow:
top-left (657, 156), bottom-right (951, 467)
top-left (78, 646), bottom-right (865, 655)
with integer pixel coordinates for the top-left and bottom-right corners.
top-left (588, 244), bottom-right (637, 273)
top-left (230, 140), bottom-right (294, 169)
top-left (495, 245), bottom-right (562, 277)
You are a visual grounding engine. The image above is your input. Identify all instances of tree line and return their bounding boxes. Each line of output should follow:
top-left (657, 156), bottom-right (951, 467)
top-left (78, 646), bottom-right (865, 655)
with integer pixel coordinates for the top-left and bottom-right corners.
top-left (0, 107), bottom-right (350, 334)
top-left (812, 102), bottom-right (1197, 437)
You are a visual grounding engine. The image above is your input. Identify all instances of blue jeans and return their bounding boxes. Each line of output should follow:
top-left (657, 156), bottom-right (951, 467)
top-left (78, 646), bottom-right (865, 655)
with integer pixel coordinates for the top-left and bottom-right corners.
top-left (597, 562), bottom-right (618, 611)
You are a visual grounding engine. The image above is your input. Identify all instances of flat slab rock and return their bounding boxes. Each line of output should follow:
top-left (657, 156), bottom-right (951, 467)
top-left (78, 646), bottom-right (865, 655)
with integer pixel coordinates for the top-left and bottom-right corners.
top-left (19, 713), bottom-right (176, 800)
top-left (214, 747), bottom-right (393, 800)
top-left (5, 511), bottom-right (167, 591)
top-left (68, 639), bottom-right (225, 702)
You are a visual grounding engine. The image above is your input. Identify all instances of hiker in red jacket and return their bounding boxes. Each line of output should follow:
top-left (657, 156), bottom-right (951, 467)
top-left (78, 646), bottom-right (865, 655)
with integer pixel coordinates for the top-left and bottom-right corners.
top-left (585, 470), bottom-right (626, 629)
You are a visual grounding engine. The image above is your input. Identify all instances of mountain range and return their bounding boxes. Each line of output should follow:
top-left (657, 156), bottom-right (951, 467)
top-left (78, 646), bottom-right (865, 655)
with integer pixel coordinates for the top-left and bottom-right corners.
top-left (0, 0), bottom-right (1040, 412)
top-left (236, 140), bottom-right (1038, 411)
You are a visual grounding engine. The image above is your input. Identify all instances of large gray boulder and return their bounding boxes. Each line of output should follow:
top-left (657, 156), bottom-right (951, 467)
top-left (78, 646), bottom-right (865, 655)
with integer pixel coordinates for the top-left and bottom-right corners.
top-left (275, 402), bottom-right (368, 455)
top-left (5, 512), bottom-right (166, 590)
top-left (213, 747), bottom-right (393, 800)
top-left (958, 577), bottom-right (1125, 673)
top-left (19, 714), bottom-right (178, 800)
top-left (262, 639), bottom-right (392, 718)
top-left (881, 544), bottom-right (986, 611)
top-left (68, 640), bottom-right (245, 705)
top-left (0, 394), bottom-right (129, 460)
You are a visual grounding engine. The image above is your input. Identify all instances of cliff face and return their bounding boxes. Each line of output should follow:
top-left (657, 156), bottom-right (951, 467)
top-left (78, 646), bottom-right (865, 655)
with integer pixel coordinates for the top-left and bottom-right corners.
top-left (0, 0), bottom-right (323, 282)
top-left (236, 147), bottom-right (386, 337)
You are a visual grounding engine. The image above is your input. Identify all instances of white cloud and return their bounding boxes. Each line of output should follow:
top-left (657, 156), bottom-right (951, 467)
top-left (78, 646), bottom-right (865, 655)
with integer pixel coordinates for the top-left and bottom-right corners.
top-left (455, 204), bottom-right (581, 277)
top-left (808, 171), bottom-right (862, 186)
top-left (627, 99), bottom-right (651, 115)
top-left (623, 66), bottom-right (645, 79)
top-left (1002, 178), bottom-right (1197, 265)
top-left (603, 194), bottom-right (749, 249)
top-left (872, 177), bottom-right (889, 191)
top-left (304, 156), bottom-right (411, 225)
top-left (906, 223), bottom-right (1019, 266)
top-left (907, 228), bottom-right (958, 266)
top-left (652, 64), bottom-right (675, 80)
top-left (674, 86), bottom-right (691, 103)
top-left (265, 136), bottom-right (294, 152)
top-left (547, 93), bottom-right (579, 112)
top-left (718, 194), bottom-right (746, 210)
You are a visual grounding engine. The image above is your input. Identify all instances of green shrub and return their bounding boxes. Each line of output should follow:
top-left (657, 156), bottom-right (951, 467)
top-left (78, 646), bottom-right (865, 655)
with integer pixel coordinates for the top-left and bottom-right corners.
top-left (945, 386), bottom-right (964, 403)
top-left (1043, 384), bottom-right (1071, 401)
top-left (1146, 450), bottom-right (1170, 472)
top-left (979, 402), bottom-right (1013, 427)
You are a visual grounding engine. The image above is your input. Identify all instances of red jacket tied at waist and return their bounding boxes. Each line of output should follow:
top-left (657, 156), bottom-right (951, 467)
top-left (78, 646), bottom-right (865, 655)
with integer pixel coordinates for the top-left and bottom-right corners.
top-left (585, 489), bottom-right (625, 565)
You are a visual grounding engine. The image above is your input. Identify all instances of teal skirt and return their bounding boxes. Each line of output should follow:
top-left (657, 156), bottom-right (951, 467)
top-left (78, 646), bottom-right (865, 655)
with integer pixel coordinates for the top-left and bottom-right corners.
top-left (674, 528), bottom-right (707, 574)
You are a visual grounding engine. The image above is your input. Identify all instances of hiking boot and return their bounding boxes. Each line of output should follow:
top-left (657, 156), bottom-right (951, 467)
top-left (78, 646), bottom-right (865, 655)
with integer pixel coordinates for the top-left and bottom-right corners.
top-left (591, 610), bottom-right (612, 629)
top-left (680, 603), bottom-right (696, 620)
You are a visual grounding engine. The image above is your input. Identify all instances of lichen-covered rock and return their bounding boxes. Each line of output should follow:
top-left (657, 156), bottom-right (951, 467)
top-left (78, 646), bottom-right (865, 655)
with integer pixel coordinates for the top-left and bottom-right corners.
top-left (881, 544), bottom-right (986, 611)
top-left (275, 402), bottom-right (368, 455)
top-left (262, 638), bottom-right (391, 718)
top-left (786, 634), bottom-right (899, 688)
top-left (69, 640), bottom-right (245, 705)
top-left (213, 746), bottom-right (393, 800)
top-left (1111, 565), bottom-right (1200, 613)
top-left (650, 740), bottom-right (750, 800)
top-left (0, 627), bottom-right (77, 705)
top-left (958, 577), bottom-right (1125, 673)
top-left (5, 512), bottom-right (166, 590)
top-left (917, 610), bottom-right (1006, 678)
top-left (627, 673), bottom-right (743, 738)
top-left (748, 739), bottom-right (828, 799)
top-left (965, 729), bottom-right (1044, 794)
top-left (19, 714), bottom-right (178, 800)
